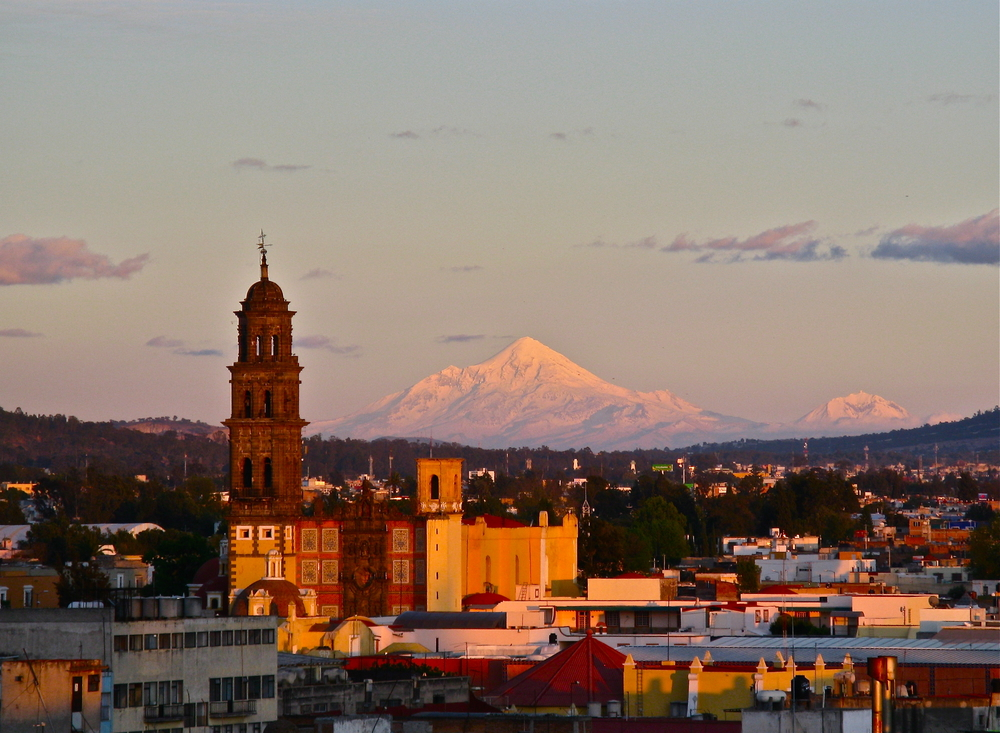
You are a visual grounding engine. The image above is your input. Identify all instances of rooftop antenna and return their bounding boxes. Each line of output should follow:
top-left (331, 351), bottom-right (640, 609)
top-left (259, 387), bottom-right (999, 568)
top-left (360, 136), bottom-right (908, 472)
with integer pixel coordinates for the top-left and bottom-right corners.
top-left (256, 229), bottom-right (272, 278)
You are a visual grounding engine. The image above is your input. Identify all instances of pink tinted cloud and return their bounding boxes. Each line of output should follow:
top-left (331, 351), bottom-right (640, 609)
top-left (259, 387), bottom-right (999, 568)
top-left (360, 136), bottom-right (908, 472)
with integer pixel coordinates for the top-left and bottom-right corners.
top-left (0, 328), bottom-right (42, 338)
top-left (0, 235), bottom-right (148, 285)
top-left (871, 209), bottom-right (999, 265)
top-left (663, 221), bottom-right (847, 262)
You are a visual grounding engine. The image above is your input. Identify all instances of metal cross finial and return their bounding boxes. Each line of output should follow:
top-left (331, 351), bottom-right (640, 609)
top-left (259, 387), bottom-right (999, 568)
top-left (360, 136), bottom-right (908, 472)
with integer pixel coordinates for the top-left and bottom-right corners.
top-left (256, 229), bottom-right (273, 267)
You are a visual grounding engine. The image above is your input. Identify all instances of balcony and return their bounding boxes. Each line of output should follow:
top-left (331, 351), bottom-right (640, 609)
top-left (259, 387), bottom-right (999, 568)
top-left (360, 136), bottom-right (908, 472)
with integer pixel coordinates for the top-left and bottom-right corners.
top-left (144, 704), bottom-right (185, 722)
top-left (209, 700), bottom-right (257, 718)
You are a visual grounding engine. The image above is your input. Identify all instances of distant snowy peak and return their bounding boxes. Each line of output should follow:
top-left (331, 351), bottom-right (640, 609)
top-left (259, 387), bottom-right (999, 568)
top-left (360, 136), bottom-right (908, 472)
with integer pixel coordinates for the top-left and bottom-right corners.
top-left (795, 391), bottom-right (914, 432)
top-left (308, 337), bottom-right (758, 450)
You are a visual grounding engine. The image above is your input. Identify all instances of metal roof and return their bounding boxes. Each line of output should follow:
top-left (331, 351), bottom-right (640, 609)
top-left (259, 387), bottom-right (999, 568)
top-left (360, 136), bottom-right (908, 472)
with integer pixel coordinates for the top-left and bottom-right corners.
top-left (620, 635), bottom-right (1000, 667)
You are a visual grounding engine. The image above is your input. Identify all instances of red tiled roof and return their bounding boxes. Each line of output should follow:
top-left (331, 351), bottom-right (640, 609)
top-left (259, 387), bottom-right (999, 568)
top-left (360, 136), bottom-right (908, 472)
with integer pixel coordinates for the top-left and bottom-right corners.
top-left (462, 592), bottom-right (510, 607)
top-left (486, 633), bottom-right (626, 707)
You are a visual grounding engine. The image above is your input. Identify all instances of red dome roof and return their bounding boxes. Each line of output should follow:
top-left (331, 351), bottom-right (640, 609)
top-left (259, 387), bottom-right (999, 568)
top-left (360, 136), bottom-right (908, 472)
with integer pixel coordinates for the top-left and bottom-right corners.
top-left (192, 557), bottom-right (222, 585)
top-left (231, 578), bottom-right (306, 617)
top-left (462, 592), bottom-right (510, 607)
top-left (243, 277), bottom-right (287, 310)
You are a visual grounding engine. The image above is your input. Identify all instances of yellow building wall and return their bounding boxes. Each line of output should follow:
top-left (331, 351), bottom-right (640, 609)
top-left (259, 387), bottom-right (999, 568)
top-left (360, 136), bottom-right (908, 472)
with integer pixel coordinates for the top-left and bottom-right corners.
top-left (229, 521), bottom-right (297, 591)
top-left (462, 512), bottom-right (579, 600)
top-left (427, 514), bottom-right (464, 612)
top-left (624, 656), bottom-right (841, 720)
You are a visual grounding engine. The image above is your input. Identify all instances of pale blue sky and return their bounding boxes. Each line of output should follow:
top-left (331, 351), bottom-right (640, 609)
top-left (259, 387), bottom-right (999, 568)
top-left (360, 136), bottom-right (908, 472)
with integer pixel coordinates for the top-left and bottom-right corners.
top-left (1, 0), bottom-right (997, 429)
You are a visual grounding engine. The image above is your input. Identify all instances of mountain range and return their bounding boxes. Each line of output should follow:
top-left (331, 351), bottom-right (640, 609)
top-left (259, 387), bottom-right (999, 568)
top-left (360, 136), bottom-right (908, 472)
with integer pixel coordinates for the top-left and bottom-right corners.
top-left (307, 337), bottom-right (928, 450)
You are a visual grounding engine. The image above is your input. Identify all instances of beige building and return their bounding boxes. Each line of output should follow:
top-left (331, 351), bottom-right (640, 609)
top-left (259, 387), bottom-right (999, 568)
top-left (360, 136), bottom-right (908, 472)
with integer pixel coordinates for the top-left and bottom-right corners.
top-left (0, 658), bottom-right (105, 733)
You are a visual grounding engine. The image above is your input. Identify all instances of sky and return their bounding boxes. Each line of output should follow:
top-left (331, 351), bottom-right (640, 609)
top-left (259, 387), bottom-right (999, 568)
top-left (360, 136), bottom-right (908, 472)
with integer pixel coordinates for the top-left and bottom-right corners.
top-left (1, 0), bottom-right (997, 430)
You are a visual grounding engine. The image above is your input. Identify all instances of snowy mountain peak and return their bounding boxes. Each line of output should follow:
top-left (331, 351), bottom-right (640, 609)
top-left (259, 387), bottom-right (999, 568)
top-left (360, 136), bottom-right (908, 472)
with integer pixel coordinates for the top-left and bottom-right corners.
top-left (308, 337), bottom-right (758, 450)
top-left (796, 391), bottom-right (913, 433)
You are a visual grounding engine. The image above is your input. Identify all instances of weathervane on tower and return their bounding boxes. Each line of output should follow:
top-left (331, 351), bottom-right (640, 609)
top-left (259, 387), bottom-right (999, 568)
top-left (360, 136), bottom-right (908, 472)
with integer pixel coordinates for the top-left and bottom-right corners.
top-left (256, 229), bottom-right (272, 278)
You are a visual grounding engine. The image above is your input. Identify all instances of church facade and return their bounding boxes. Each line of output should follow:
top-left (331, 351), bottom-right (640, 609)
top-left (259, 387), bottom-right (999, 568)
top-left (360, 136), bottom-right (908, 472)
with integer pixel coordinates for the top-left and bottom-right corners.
top-left (224, 249), bottom-right (577, 623)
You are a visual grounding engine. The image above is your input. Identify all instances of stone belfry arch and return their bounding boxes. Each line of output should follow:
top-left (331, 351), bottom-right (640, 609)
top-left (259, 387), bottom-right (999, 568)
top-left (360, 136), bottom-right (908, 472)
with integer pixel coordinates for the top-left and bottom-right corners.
top-left (225, 234), bottom-right (308, 590)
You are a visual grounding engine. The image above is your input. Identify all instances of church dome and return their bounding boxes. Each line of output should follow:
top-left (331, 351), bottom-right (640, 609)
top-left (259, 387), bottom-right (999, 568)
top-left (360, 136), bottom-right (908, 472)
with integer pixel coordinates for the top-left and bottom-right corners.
top-left (243, 277), bottom-right (287, 310)
top-left (231, 578), bottom-right (307, 617)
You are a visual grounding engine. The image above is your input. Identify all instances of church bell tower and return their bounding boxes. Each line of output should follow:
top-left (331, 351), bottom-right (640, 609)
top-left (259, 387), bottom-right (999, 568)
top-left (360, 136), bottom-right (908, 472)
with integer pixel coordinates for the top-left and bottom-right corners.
top-left (225, 234), bottom-right (308, 590)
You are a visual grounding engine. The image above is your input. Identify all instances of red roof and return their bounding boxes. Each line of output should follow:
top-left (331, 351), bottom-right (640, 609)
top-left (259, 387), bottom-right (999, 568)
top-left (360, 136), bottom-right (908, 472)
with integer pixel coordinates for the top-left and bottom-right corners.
top-left (463, 514), bottom-right (527, 528)
top-left (462, 592), bottom-right (510, 607)
top-left (486, 634), bottom-right (626, 707)
top-left (192, 557), bottom-right (222, 585)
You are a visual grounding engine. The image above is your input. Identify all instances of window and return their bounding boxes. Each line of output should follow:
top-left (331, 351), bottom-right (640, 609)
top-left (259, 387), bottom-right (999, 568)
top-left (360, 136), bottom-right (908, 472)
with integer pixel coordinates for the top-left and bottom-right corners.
top-left (242, 458), bottom-right (253, 489)
top-left (210, 678), bottom-right (222, 702)
top-left (262, 676), bottom-right (275, 699)
top-left (144, 634), bottom-right (158, 650)
top-left (197, 631), bottom-right (209, 647)
top-left (129, 635), bottom-right (142, 651)
top-left (415, 560), bottom-right (426, 585)
top-left (116, 573), bottom-right (124, 588)
top-left (263, 391), bottom-right (272, 418)
top-left (262, 628), bottom-right (275, 644)
top-left (235, 630), bottom-right (247, 646)
top-left (144, 681), bottom-right (158, 706)
top-left (605, 611), bottom-right (621, 628)
top-left (634, 610), bottom-right (650, 628)
top-left (430, 475), bottom-right (440, 500)
top-left (260, 526), bottom-right (274, 540)
top-left (128, 683), bottom-right (142, 707)
top-left (159, 633), bottom-right (171, 649)
top-left (244, 390), bottom-right (252, 418)
top-left (763, 610), bottom-right (770, 622)
top-left (392, 560), bottom-right (409, 585)
top-left (284, 525), bottom-right (294, 551)
top-left (321, 528), bottom-right (338, 553)
top-left (172, 633), bottom-right (183, 649)
top-left (263, 458), bottom-right (273, 490)
top-left (184, 632), bottom-right (197, 648)
top-left (113, 684), bottom-right (127, 708)
top-left (222, 630), bottom-right (233, 646)
top-left (392, 528), bottom-right (409, 553)
top-left (0, 587), bottom-right (6, 607)
top-left (321, 560), bottom-right (338, 584)
top-left (301, 560), bottom-right (319, 585)
top-left (23, 586), bottom-right (33, 607)
top-left (210, 631), bottom-right (222, 647)
top-left (248, 629), bottom-right (262, 645)
top-left (301, 528), bottom-right (318, 552)
top-left (113, 635), bottom-right (128, 652)
top-left (271, 335), bottom-right (279, 356)
top-left (237, 526), bottom-right (251, 541)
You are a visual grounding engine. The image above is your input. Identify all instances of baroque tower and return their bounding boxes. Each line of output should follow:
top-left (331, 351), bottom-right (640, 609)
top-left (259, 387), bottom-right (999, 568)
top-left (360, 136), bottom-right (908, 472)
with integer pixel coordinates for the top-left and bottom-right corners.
top-left (225, 238), bottom-right (308, 592)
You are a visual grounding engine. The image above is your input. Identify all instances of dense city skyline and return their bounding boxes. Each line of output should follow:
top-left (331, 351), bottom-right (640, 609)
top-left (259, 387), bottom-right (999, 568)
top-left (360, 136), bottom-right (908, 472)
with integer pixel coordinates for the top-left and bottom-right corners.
top-left (2, 1), bottom-right (997, 430)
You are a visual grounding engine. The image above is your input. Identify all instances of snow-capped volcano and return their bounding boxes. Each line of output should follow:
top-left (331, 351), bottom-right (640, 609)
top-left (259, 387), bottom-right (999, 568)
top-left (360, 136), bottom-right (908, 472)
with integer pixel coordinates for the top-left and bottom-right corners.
top-left (308, 337), bottom-right (761, 450)
top-left (794, 391), bottom-right (915, 435)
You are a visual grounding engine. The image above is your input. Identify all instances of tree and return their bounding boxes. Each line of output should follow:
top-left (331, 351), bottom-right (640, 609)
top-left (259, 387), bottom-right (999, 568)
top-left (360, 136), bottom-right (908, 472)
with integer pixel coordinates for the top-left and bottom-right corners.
top-left (142, 530), bottom-right (216, 596)
top-left (578, 517), bottom-right (628, 577)
top-left (736, 558), bottom-right (760, 593)
top-left (969, 517), bottom-right (1000, 579)
top-left (631, 496), bottom-right (689, 568)
top-left (57, 562), bottom-right (112, 606)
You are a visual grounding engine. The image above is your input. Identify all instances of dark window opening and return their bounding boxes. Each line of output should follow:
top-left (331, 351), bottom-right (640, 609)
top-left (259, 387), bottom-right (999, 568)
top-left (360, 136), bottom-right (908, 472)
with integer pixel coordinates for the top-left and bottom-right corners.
top-left (271, 334), bottom-right (279, 356)
top-left (263, 458), bottom-right (273, 490)
top-left (263, 391), bottom-right (272, 418)
top-left (430, 475), bottom-right (439, 500)
top-left (242, 458), bottom-right (253, 489)
top-left (244, 391), bottom-right (252, 418)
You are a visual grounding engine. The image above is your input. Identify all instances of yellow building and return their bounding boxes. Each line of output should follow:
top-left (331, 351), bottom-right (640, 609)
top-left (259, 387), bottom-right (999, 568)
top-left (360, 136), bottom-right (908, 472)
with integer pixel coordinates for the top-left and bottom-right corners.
top-left (419, 458), bottom-right (579, 611)
top-left (623, 651), bottom-right (846, 719)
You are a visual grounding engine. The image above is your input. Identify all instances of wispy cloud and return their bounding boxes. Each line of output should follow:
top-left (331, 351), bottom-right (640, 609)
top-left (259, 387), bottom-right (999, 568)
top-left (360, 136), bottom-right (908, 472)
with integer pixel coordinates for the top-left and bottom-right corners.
top-left (549, 127), bottom-right (595, 142)
top-left (390, 126), bottom-right (478, 140)
top-left (232, 158), bottom-right (310, 172)
top-left (927, 92), bottom-right (995, 106)
top-left (146, 336), bottom-right (184, 348)
top-left (783, 118), bottom-right (803, 128)
top-left (0, 235), bottom-right (148, 285)
top-left (301, 268), bottom-right (340, 280)
top-left (577, 235), bottom-right (658, 249)
top-left (662, 221), bottom-right (847, 263)
top-left (443, 265), bottom-right (482, 273)
top-left (438, 334), bottom-right (484, 343)
top-left (295, 335), bottom-right (361, 356)
top-left (870, 209), bottom-right (999, 265)
top-left (0, 328), bottom-right (42, 338)
top-left (794, 98), bottom-right (826, 111)
top-left (146, 335), bottom-right (222, 356)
